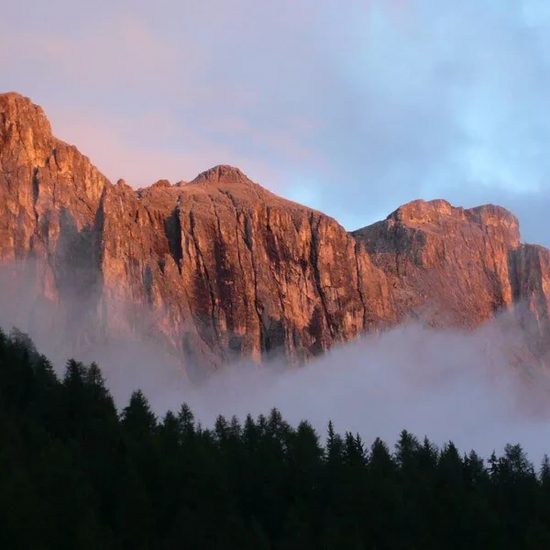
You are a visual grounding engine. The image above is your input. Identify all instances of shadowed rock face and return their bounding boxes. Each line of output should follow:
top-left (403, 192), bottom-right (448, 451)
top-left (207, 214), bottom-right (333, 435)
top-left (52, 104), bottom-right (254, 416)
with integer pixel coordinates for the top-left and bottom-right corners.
top-left (1, 92), bottom-right (549, 373)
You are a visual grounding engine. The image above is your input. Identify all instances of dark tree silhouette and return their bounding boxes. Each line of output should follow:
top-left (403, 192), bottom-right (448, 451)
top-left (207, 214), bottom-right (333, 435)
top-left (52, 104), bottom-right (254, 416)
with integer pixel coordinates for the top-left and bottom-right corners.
top-left (0, 328), bottom-right (550, 549)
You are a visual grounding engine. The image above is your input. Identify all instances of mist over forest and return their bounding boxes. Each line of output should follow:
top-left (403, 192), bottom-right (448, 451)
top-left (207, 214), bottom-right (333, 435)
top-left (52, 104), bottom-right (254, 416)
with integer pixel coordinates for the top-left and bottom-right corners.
top-left (3, 326), bottom-right (550, 548)
top-left (2, 261), bottom-right (550, 463)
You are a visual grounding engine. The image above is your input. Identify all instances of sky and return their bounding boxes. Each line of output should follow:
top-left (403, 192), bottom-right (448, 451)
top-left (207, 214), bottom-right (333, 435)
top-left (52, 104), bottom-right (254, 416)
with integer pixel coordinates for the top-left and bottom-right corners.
top-left (1, 0), bottom-right (549, 244)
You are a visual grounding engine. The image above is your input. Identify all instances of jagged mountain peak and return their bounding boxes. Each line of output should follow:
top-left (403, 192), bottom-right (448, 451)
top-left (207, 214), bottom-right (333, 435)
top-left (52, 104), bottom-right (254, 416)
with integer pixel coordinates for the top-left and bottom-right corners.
top-left (0, 92), bottom-right (54, 165)
top-left (355, 198), bottom-right (521, 247)
top-left (190, 164), bottom-right (251, 186)
top-left (387, 199), bottom-right (518, 230)
top-left (391, 198), bottom-right (454, 220)
top-left (0, 91), bottom-right (43, 111)
top-left (0, 92), bottom-right (52, 136)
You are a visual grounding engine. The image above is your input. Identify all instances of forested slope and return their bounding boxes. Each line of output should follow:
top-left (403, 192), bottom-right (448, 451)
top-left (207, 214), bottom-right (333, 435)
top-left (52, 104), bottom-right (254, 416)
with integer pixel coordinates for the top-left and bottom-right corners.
top-left (1, 329), bottom-right (550, 549)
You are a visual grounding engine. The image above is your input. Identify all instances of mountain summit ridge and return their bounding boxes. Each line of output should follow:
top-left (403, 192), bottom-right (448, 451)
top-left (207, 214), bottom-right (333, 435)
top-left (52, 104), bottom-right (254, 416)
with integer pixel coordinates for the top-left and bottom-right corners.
top-left (1, 91), bottom-right (549, 372)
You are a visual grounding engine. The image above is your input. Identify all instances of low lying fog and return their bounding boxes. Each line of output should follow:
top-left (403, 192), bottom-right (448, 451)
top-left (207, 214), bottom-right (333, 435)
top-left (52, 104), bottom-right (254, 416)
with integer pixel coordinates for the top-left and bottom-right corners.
top-left (176, 321), bottom-right (550, 462)
top-left (2, 262), bottom-right (550, 462)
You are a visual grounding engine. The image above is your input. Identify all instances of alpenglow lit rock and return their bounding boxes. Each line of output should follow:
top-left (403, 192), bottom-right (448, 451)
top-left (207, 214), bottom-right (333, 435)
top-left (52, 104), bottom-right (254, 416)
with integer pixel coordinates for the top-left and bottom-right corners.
top-left (1, 92), bottom-right (549, 373)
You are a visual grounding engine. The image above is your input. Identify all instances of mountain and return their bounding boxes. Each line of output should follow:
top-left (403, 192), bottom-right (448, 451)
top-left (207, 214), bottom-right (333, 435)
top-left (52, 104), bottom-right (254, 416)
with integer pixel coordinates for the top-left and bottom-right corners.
top-left (1, 92), bottom-right (549, 372)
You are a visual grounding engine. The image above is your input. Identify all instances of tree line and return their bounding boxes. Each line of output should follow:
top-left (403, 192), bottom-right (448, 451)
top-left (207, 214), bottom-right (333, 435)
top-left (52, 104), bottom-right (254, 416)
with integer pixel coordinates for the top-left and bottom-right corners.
top-left (1, 328), bottom-right (550, 549)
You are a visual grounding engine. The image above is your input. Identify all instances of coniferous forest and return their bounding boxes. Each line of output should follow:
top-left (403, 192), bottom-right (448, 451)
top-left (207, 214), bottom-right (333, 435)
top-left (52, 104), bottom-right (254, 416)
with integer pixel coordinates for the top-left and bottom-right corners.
top-left (2, 329), bottom-right (550, 549)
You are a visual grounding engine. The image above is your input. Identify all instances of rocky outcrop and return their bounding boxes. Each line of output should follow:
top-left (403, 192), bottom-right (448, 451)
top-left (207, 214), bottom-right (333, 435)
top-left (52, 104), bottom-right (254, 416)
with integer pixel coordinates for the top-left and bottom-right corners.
top-left (352, 199), bottom-right (521, 327)
top-left (1, 92), bottom-right (549, 373)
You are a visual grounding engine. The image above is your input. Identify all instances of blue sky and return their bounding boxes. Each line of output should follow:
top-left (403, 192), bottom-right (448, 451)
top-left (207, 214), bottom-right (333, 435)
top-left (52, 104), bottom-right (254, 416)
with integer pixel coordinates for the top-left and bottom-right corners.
top-left (1, 0), bottom-right (549, 244)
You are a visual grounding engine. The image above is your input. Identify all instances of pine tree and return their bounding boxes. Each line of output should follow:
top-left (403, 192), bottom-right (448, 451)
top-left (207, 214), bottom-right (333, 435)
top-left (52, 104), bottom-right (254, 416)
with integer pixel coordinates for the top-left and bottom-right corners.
top-left (3, 328), bottom-right (550, 549)
top-left (177, 402), bottom-right (195, 442)
top-left (121, 390), bottom-right (156, 437)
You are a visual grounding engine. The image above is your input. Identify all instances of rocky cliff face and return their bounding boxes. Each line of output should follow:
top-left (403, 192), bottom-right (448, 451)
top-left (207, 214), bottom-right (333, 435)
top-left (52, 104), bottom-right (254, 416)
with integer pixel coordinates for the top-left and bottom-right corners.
top-left (96, 164), bottom-right (390, 368)
top-left (352, 199), bottom-right (521, 327)
top-left (509, 244), bottom-right (550, 364)
top-left (1, 92), bottom-right (549, 372)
